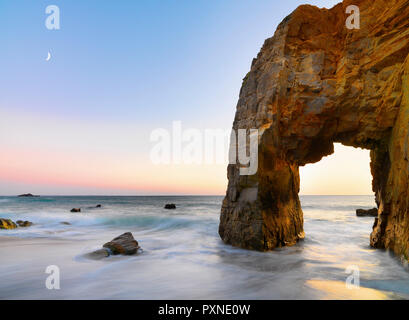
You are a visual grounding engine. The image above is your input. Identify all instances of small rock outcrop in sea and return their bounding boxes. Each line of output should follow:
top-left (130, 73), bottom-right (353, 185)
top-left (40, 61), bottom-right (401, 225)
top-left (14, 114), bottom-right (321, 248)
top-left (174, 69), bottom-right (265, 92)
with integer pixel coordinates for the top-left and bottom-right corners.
top-left (87, 204), bottom-right (102, 209)
top-left (0, 219), bottom-right (33, 229)
top-left (356, 208), bottom-right (378, 217)
top-left (70, 208), bottom-right (81, 213)
top-left (0, 219), bottom-right (17, 230)
top-left (103, 232), bottom-right (140, 255)
top-left (164, 204), bottom-right (176, 209)
top-left (60, 221), bottom-right (71, 225)
top-left (16, 220), bottom-right (33, 227)
top-left (219, 0), bottom-right (409, 257)
top-left (17, 193), bottom-right (39, 197)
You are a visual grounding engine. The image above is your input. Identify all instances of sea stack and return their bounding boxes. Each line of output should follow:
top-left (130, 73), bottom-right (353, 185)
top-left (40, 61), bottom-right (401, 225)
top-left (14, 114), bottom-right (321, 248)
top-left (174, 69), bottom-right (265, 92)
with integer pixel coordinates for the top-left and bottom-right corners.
top-left (219, 0), bottom-right (409, 259)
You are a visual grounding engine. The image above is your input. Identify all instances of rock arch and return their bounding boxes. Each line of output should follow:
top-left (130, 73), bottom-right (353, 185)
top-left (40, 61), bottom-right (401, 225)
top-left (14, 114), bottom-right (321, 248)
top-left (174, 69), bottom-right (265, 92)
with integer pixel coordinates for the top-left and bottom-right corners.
top-left (219, 0), bottom-right (409, 258)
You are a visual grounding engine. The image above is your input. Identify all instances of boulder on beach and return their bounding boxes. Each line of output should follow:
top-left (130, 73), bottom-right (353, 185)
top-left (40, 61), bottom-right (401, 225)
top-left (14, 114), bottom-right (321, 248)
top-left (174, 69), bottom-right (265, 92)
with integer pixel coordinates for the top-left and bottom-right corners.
top-left (16, 220), bottom-right (33, 227)
top-left (0, 218), bottom-right (17, 230)
top-left (356, 208), bottom-right (378, 217)
top-left (70, 208), bottom-right (81, 213)
top-left (164, 203), bottom-right (176, 209)
top-left (17, 193), bottom-right (39, 197)
top-left (103, 232), bottom-right (140, 255)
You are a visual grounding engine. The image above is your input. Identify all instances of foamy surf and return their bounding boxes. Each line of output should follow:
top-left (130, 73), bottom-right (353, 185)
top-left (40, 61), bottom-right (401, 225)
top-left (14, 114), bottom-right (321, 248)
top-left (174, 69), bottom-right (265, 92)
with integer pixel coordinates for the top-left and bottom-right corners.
top-left (0, 195), bottom-right (409, 299)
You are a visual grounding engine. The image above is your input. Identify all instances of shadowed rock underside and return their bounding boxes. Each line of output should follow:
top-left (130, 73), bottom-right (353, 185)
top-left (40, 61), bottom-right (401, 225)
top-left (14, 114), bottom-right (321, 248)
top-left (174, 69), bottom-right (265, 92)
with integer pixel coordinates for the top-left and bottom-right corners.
top-left (219, 0), bottom-right (409, 258)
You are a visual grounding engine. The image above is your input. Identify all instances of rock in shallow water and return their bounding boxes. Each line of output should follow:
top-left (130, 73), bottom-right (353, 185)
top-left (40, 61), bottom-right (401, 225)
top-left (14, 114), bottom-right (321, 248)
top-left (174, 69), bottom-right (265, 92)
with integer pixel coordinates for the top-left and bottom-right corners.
top-left (87, 232), bottom-right (141, 259)
top-left (70, 208), bottom-right (81, 213)
top-left (356, 208), bottom-right (378, 217)
top-left (0, 219), bottom-right (17, 230)
top-left (102, 232), bottom-right (140, 255)
top-left (86, 248), bottom-right (110, 260)
top-left (164, 204), bottom-right (176, 209)
top-left (16, 220), bottom-right (33, 227)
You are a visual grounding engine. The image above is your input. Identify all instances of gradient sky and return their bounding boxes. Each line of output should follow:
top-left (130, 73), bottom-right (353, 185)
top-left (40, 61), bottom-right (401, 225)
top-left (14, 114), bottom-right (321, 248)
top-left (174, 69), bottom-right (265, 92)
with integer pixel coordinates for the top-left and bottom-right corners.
top-left (0, 0), bottom-right (373, 195)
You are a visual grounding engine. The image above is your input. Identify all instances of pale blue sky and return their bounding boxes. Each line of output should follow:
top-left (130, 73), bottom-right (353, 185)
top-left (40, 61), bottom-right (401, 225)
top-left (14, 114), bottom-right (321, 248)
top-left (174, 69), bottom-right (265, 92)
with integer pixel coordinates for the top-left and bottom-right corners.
top-left (0, 0), bottom-right (372, 196)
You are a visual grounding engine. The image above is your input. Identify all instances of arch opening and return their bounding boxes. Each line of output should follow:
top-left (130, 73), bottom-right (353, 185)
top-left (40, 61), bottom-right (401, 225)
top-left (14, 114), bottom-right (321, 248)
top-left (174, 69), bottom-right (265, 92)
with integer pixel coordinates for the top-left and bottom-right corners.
top-left (299, 143), bottom-right (373, 196)
top-left (298, 143), bottom-right (377, 245)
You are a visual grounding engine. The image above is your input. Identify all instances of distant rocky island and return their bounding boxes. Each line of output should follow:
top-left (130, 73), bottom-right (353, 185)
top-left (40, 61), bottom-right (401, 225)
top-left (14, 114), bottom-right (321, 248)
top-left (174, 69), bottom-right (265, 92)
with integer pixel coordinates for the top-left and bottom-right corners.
top-left (17, 193), bottom-right (39, 197)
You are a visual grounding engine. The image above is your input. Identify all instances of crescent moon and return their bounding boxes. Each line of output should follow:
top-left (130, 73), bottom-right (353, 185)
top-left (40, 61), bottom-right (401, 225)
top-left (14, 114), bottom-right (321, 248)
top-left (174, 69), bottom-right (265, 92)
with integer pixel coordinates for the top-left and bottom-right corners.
top-left (46, 51), bottom-right (51, 61)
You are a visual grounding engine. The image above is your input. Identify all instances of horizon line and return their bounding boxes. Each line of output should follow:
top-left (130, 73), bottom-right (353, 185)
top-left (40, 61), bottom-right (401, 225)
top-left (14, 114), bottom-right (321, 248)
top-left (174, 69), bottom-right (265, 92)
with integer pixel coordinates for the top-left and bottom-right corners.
top-left (0, 194), bottom-right (374, 197)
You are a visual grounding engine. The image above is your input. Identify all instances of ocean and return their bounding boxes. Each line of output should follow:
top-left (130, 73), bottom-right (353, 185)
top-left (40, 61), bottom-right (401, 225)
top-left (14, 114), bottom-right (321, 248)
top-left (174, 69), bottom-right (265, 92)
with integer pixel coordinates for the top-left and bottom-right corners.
top-left (0, 195), bottom-right (409, 299)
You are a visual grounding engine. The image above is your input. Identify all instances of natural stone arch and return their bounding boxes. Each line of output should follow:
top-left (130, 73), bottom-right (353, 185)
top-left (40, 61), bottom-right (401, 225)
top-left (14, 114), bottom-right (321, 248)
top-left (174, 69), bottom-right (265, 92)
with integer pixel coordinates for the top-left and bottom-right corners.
top-left (219, 0), bottom-right (409, 258)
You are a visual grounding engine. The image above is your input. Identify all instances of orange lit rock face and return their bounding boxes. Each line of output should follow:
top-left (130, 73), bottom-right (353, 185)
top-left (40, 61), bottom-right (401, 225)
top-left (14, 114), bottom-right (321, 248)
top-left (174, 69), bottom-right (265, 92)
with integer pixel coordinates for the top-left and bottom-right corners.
top-left (219, 0), bottom-right (409, 256)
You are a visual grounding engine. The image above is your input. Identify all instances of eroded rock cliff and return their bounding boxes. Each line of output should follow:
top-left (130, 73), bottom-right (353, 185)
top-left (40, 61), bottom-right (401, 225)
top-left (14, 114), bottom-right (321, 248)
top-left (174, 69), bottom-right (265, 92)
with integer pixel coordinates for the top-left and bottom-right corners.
top-left (219, 0), bottom-right (409, 257)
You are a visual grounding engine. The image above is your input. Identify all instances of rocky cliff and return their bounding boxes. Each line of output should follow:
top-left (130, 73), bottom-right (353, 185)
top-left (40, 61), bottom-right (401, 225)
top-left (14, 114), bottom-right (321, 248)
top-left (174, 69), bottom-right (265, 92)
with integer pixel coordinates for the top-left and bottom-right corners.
top-left (219, 0), bottom-right (409, 258)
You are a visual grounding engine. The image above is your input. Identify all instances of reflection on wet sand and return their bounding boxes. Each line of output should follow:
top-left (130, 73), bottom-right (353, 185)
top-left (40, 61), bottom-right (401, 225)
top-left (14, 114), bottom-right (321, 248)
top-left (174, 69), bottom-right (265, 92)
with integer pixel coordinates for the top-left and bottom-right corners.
top-left (306, 280), bottom-right (394, 300)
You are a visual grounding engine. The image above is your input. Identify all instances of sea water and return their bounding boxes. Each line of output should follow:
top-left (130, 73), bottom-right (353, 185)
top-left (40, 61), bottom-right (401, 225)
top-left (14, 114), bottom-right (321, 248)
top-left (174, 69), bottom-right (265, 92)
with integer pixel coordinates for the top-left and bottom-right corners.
top-left (0, 195), bottom-right (408, 299)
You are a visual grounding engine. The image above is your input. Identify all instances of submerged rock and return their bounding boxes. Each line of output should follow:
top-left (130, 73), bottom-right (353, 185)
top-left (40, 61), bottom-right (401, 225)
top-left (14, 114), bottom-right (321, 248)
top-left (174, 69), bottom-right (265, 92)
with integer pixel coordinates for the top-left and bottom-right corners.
top-left (164, 204), bottom-right (176, 209)
top-left (86, 248), bottom-right (110, 260)
top-left (16, 220), bottom-right (33, 227)
top-left (0, 219), bottom-right (17, 230)
top-left (60, 221), bottom-right (71, 225)
top-left (70, 208), bottom-right (81, 213)
top-left (356, 208), bottom-right (378, 217)
top-left (87, 204), bottom-right (102, 209)
top-left (102, 232), bottom-right (140, 255)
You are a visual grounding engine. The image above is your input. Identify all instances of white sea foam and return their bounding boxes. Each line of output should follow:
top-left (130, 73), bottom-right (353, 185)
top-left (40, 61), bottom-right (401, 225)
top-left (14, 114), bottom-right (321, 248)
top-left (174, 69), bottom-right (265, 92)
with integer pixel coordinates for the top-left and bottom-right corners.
top-left (0, 195), bottom-right (408, 299)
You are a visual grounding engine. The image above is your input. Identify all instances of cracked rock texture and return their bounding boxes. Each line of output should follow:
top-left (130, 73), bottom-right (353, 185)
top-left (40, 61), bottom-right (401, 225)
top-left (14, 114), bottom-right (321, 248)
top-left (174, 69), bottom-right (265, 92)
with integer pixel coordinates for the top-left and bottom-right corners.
top-left (219, 0), bottom-right (409, 257)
